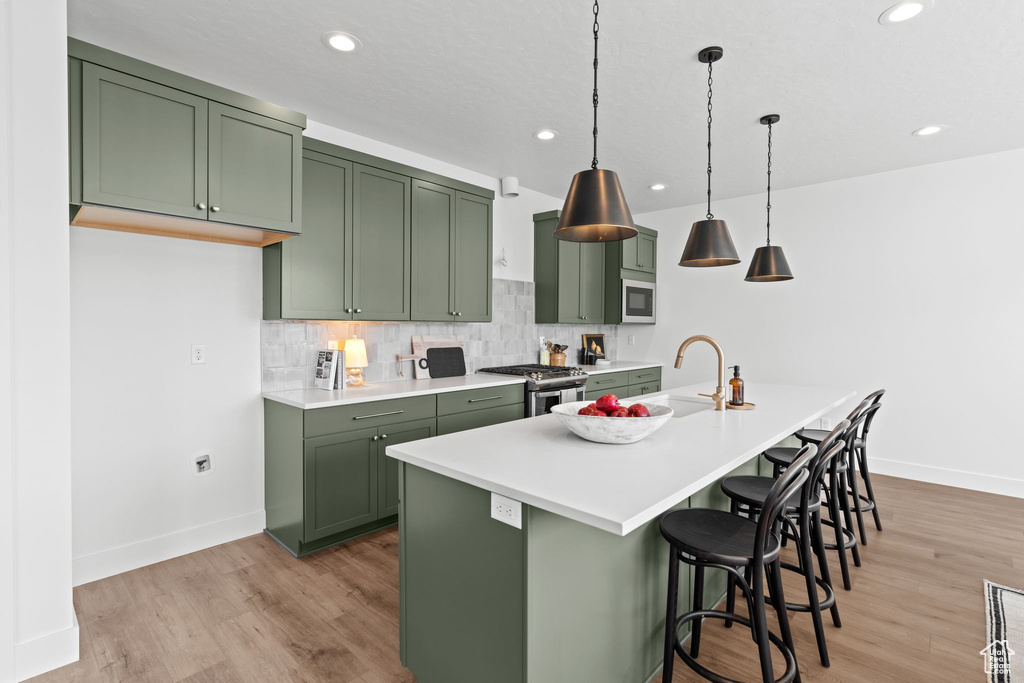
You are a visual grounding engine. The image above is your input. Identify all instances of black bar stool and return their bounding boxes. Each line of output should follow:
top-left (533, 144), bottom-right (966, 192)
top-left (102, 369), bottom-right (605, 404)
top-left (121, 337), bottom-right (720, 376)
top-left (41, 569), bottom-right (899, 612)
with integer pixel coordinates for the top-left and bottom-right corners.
top-left (659, 446), bottom-right (816, 683)
top-left (796, 390), bottom-right (885, 543)
top-left (719, 421), bottom-right (850, 667)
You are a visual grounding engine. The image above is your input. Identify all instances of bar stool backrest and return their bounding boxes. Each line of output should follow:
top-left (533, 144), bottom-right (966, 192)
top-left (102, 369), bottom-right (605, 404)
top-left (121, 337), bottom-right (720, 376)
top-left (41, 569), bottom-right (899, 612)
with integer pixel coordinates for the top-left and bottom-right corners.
top-left (808, 419), bottom-right (851, 492)
top-left (860, 389), bottom-right (885, 441)
top-left (755, 445), bottom-right (814, 566)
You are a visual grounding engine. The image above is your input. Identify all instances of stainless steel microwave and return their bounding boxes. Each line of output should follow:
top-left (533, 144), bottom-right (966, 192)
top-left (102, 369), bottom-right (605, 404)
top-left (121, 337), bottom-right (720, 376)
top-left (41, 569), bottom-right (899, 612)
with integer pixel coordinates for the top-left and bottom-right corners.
top-left (621, 279), bottom-right (656, 324)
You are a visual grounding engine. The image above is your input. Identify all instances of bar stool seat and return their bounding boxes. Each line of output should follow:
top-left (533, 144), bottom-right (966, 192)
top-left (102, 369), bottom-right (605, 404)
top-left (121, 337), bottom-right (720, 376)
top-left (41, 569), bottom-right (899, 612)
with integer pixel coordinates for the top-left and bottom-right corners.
top-left (765, 446), bottom-right (847, 473)
top-left (796, 428), bottom-right (829, 443)
top-left (661, 508), bottom-right (781, 567)
top-left (720, 475), bottom-right (821, 514)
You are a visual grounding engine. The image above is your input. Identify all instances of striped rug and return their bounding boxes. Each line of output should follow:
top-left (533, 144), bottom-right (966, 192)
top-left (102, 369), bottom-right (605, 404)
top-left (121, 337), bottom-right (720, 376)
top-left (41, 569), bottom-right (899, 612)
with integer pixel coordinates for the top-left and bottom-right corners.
top-left (985, 580), bottom-right (1024, 683)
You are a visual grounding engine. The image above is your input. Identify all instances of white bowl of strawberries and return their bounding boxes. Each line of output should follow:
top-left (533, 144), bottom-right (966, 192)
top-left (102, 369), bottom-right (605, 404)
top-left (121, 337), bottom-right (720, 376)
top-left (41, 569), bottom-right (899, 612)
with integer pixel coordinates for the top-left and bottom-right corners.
top-left (549, 394), bottom-right (674, 445)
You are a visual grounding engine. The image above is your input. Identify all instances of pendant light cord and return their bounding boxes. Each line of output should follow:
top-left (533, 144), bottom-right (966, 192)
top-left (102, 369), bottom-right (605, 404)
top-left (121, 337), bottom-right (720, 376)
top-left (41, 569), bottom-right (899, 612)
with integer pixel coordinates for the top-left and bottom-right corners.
top-left (705, 59), bottom-right (714, 220)
top-left (591, 0), bottom-right (600, 170)
top-left (765, 121), bottom-right (772, 245)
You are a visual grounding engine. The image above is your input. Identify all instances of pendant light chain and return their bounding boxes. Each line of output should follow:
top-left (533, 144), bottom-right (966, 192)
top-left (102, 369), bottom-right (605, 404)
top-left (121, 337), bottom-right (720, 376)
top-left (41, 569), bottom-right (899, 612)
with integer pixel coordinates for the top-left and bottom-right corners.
top-left (591, 0), bottom-right (600, 170)
top-left (765, 120), bottom-right (772, 245)
top-left (705, 59), bottom-right (714, 220)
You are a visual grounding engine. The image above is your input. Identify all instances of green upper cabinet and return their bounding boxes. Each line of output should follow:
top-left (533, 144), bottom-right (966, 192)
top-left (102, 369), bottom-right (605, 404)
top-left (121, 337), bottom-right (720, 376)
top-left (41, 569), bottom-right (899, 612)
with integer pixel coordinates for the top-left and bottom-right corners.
top-left (352, 164), bottom-right (412, 321)
top-left (207, 103), bottom-right (302, 233)
top-left (621, 230), bottom-right (657, 274)
top-left (264, 150), bottom-right (351, 320)
top-left (411, 180), bottom-right (457, 321)
top-left (453, 192), bottom-right (493, 322)
top-left (81, 63), bottom-right (209, 220)
top-left (69, 39), bottom-right (305, 247)
top-left (534, 211), bottom-right (605, 324)
top-left (265, 137), bottom-right (493, 322)
top-left (603, 224), bottom-right (658, 324)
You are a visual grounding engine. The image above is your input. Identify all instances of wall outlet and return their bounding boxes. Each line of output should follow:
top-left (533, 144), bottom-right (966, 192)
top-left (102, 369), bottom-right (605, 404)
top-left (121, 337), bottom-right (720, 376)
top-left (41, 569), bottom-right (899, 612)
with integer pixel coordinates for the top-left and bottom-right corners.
top-left (191, 344), bottom-right (206, 365)
top-left (820, 417), bottom-right (832, 430)
top-left (192, 453), bottom-right (213, 476)
top-left (490, 492), bottom-right (522, 529)
top-left (627, 335), bottom-right (636, 346)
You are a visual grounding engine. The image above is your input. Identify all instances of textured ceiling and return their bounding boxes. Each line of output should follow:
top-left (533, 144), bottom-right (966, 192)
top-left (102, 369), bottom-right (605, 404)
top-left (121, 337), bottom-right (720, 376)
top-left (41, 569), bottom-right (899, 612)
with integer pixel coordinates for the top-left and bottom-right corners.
top-left (69, 0), bottom-right (1024, 213)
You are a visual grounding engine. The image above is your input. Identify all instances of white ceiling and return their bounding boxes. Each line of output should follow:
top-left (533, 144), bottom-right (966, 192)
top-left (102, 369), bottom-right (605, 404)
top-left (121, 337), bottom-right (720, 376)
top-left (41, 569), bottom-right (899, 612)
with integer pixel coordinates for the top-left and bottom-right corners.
top-left (69, 0), bottom-right (1024, 214)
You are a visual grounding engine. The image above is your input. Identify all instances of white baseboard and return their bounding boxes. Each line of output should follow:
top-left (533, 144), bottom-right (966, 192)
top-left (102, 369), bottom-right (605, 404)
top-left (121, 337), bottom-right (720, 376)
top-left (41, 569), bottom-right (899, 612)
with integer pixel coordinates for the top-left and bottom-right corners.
top-left (870, 457), bottom-right (1024, 499)
top-left (15, 610), bottom-right (79, 682)
top-left (72, 510), bottom-right (266, 587)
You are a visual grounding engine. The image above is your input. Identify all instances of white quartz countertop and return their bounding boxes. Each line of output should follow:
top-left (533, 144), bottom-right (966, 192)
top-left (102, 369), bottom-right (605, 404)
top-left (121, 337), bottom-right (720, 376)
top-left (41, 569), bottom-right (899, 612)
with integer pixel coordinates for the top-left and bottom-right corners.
top-left (262, 360), bottom-right (663, 409)
top-left (386, 382), bottom-right (855, 536)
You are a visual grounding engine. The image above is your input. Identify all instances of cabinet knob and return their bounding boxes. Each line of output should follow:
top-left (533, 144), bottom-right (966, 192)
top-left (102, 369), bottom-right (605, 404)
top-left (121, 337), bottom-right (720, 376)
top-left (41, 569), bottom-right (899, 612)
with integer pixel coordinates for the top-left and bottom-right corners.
top-left (355, 308), bottom-right (362, 314)
top-left (381, 434), bottom-right (388, 440)
top-left (372, 435), bottom-right (379, 442)
top-left (345, 308), bottom-right (353, 313)
top-left (456, 312), bottom-right (462, 316)
top-left (210, 206), bottom-right (220, 212)
top-left (197, 202), bottom-right (206, 210)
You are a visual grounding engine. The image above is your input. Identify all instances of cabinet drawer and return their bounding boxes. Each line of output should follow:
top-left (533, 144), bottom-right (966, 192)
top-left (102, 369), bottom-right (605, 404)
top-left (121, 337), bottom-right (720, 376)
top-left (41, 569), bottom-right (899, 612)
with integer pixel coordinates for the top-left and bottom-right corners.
top-left (628, 367), bottom-right (662, 385)
top-left (304, 395), bottom-right (436, 437)
top-left (627, 381), bottom-right (662, 397)
top-left (585, 371), bottom-right (629, 393)
top-left (436, 403), bottom-right (524, 435)
top-left (436, 384), bottom-right (524, 416)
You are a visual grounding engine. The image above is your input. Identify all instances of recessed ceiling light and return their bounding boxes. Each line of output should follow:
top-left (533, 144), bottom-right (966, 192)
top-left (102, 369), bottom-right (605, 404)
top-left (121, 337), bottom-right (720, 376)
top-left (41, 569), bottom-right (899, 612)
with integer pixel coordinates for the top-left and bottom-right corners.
top-left (321, 31), bottom-right (361, 53)
top-left (534, 129), bottom-right (558, 141)
top-left (649, 183), bottom-right (666, 191)
top-left (912, 124), bottom-right (947, 136)
top-left (878, 0), bottom-right (933, 25)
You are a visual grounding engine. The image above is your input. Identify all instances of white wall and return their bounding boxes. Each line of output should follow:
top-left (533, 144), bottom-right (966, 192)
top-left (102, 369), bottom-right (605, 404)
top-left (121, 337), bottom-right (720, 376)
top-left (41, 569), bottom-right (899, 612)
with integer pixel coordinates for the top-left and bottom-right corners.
top-left (2, 0), bottom-right (79, 680)
top-left (70, 229), bottom-right (265, 585)
top-left (69, 119), bottom-right (563, 586)
top-left (628, 148), bottom-right (1024, 497)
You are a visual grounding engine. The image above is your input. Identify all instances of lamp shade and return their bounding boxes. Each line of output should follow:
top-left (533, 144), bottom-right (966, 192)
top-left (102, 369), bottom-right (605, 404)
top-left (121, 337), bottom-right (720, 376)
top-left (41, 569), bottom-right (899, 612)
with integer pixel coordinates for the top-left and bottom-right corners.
top-left (344, 338), bottom-right (368, 368)
top-left (553, 169), bottom-right (638, 242)
top-left (744, 245), bottom-right (794, 282)
top-left (678, 219), bottom-right (740, 267)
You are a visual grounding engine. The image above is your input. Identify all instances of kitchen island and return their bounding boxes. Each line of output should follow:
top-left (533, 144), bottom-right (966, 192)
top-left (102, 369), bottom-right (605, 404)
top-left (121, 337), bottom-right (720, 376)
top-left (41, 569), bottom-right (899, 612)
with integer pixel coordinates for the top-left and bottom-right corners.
top-left (386, 382), bottom-right (854, 683)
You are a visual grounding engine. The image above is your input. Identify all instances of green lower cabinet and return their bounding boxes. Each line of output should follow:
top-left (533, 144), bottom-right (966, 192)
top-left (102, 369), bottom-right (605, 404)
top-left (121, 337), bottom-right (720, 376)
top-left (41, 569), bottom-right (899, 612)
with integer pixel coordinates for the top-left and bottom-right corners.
top-left (377, 419), bottom-right (435, 518)
top-left (629, 381), bottom-right (661, 397)
top-left (436, 403), bottom-right (524, 435)
top-left (303, 427), bottom-right (380, 543)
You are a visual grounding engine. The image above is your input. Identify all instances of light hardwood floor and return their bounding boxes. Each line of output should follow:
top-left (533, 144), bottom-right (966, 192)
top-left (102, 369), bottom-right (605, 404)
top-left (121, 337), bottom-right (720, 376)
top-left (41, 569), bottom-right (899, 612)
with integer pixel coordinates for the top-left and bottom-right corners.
top-left (31, 474), bottom-right (1024, 682)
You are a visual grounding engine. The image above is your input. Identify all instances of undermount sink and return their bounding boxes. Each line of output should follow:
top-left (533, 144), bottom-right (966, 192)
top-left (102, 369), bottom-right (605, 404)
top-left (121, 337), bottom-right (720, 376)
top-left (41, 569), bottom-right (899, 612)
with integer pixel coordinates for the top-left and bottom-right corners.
top-left (665, 396), bottom-right (716, 418)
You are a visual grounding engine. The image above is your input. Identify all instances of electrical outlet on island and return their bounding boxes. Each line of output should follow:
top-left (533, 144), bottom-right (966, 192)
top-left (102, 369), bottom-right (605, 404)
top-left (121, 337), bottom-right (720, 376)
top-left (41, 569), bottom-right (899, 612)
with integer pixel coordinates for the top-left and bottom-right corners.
top-left (490, 492), bottom-right (522, 529)
top-left (820, 417), bottom-right (832, 430)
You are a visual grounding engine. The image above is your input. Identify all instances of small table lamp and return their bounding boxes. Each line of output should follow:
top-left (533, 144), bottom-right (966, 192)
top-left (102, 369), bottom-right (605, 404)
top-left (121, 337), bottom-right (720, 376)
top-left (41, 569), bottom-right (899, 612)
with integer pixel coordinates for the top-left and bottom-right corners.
top-left (344, 337), bottom-right (368, 387)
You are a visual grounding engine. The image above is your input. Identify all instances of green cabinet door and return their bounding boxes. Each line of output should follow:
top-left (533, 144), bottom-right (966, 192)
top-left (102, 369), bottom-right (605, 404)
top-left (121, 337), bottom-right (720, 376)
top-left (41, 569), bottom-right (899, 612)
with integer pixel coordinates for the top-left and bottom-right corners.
top-left (411, 180), bottom-right (456, 321)
top-left (352, 164), bottom-right (412, 320)
top-left (454, 192), bottom-right (493, 322)
top-left (273, 150), bottom-right (351, 319)
top-left (377, 418), bottom-right (435, 518)
top-left (303, 427), bottom-right (379, 542)
top-left (637, 233), bottom-right (657, 273)
top-left (579, 242), bottom-right (606, 323)
top-left (556, 243), bottom-right (582, 323)
top-left (81, 63), bottom-right (208, 219)
top-left (208, 102), bottom-right (302, 234)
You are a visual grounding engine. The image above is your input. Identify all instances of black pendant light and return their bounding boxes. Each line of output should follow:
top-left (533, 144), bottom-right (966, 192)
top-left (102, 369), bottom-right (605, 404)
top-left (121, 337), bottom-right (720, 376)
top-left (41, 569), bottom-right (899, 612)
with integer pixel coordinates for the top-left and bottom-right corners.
top-left (553, 0), bottom-right (637, 243)
top-left (745, 114), bottom-right (794, 282)
top-left (679, 47), bottom-right (740, 267)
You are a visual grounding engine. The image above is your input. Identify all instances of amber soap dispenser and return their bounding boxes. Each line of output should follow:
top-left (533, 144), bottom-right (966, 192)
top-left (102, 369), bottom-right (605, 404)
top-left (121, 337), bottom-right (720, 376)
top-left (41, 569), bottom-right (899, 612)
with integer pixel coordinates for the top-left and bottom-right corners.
top-left (728, 365), bottom-right (744, 406)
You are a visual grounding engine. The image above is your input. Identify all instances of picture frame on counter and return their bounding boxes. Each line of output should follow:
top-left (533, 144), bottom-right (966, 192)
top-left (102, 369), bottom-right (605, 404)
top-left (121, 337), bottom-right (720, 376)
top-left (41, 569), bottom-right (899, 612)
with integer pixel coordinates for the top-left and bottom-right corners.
top-left (581, 333), bottom-right (607, 361)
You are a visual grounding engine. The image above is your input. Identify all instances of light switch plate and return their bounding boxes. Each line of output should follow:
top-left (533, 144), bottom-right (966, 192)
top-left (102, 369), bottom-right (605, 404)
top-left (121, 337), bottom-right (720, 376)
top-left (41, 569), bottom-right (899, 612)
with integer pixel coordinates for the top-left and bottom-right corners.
top-left (490, 492), bottom-right (522, 529)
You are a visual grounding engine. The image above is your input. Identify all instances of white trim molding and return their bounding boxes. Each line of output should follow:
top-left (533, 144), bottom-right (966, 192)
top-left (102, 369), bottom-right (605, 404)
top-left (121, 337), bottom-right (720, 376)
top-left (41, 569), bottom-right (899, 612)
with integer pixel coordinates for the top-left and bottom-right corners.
top-left (14, 610), bottom-right (78, 682)
top-left (72, 510), bottom-right (266, 587)
top-left (871, 457), bottom-right (1024, 500)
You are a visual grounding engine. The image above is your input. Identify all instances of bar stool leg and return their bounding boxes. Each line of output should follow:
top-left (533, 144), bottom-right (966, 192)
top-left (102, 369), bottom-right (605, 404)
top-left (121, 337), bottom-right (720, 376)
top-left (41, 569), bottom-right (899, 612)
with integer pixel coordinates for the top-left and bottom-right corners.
top-left (846, 450), bottom-right (868, 545)
top-left (751, 566), bottom-right (776, 683)
top-left (662, 548), bottom-right (679, 683)
top-left (767, 559), bottom-right (799, 683)
top-left (799, 512), bottom-right (830, 666)
top-left (725, 501), bottom-right (738, 629)
top-left (859, 444), bottom-right (883, 531)
top-left (691, 565), bottom-right (705, 658)
top-left (826, 473), bottom-right (852, 590)
top-left (812, 509), bottom-right (842, 627)
top-left (837, 470), bottom-right (862, 567)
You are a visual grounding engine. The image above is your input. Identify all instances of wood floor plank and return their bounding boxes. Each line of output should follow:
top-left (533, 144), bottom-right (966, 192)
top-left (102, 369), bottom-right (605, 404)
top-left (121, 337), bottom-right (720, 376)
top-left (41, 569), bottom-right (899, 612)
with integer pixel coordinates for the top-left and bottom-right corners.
top-left (28, 473), bottom-right (1024, 682)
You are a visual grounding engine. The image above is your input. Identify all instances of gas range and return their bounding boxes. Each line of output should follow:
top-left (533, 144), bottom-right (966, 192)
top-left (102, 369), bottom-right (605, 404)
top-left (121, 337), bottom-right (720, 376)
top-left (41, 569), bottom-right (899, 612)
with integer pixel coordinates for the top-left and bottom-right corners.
top-left (478, 364), bottom-right (588, 391)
